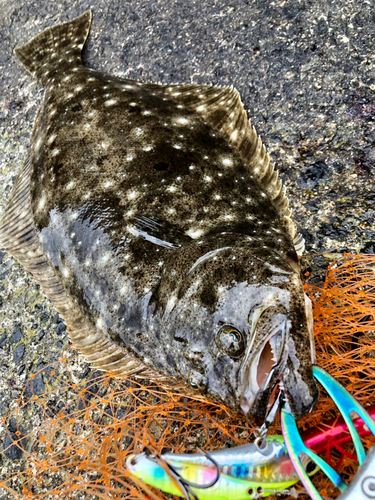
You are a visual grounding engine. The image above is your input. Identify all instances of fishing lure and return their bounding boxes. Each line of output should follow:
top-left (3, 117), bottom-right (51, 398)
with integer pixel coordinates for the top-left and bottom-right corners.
top-left (303, 403), bottom-right (375, 456)
top-left (126, 434), bottom-right (318, 499)
top-left (127, 367), bottom-right (375, 500)
top-left (281, 366), bottom-right (375, 500)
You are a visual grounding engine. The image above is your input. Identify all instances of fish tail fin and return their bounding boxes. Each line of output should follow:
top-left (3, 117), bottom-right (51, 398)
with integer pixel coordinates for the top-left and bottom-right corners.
top-left (14, 11), bottom-right (92, 84)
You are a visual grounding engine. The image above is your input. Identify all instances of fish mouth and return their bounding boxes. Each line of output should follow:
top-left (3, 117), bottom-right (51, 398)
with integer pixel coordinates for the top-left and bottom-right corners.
top-left (239, 316), bottom-right (288, 418)
top-left (252, 334), bottom-right (279, 392)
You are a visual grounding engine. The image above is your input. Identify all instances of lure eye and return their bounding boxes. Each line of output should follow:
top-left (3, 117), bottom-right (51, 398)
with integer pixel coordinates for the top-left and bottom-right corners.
top-left (216, 325), bottom-right (245, 358)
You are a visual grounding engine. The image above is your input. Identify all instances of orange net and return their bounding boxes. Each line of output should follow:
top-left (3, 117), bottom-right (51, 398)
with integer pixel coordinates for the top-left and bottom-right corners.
top-left (1, 254), bottom-right (375, 500)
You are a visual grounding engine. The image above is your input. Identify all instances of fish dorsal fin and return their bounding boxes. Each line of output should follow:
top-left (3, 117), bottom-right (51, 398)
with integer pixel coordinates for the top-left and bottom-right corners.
top-left (159, 83), bottom-right (300, 246)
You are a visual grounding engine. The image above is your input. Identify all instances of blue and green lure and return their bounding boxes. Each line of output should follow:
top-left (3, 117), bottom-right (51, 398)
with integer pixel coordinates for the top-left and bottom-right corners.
top-left (126, 435), bottom-right (317, 499)
top-left (281, 366), bottom-right (375, 500)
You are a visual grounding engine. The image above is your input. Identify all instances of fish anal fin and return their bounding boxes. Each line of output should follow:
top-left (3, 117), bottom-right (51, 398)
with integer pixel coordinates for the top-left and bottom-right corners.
top-left (0, 152), bottom-right (157, 381)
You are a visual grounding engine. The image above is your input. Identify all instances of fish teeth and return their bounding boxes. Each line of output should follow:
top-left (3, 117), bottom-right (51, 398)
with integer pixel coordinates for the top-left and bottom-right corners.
top-left (268, 336), bottom-right (278, 363)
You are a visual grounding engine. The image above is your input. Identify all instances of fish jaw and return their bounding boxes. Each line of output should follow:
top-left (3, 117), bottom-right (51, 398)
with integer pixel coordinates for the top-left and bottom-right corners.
top-left (239, 315), bottom-right (289, 422)
top-left (237, 287), bottom-right (318, 424)
top-left (280, 292), bottom-right (319, 420)
top-left (281, 345), bottom-right (319, 421)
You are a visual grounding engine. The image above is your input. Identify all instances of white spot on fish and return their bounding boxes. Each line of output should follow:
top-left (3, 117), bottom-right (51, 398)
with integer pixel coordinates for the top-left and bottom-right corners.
top-left (230, 130), bottom-right (239, 141)
top-left (221, 157), bottom-right (233, 167)
top-left (174, 116), bottom-right (190, 125)
top-left (128, 190), bottom-right (138, 200)
top-left (186, 228), bottom-right (205, 239)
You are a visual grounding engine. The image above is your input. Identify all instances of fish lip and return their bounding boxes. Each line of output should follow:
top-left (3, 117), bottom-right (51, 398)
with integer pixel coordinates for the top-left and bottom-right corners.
top-left (239, 317), bottom-right (289, 419)
top-left (244, 363), bottom-right (286, 424)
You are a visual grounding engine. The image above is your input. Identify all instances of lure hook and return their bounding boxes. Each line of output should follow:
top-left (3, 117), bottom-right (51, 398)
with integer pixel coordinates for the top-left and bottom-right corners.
top-left (145, 447), bottom-right (221, 500)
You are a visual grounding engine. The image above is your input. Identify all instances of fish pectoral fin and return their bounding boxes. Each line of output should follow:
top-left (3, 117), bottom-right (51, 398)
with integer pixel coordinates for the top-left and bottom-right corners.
top-left (128, 215), bottom-right (191, 249)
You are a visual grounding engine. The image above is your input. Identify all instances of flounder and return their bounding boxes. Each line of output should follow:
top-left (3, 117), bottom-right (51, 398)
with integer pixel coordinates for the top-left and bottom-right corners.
top-left (0, 12), bottom-right (318, 424)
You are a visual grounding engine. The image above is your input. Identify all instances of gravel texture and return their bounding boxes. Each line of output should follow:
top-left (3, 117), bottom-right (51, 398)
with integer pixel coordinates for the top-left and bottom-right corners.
top-left (0, 0), bottom-right (374, 496)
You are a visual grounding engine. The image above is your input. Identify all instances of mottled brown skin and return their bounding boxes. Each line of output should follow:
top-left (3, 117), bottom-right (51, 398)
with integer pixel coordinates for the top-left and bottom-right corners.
top-left (2, 12), bottom-right (318, 425)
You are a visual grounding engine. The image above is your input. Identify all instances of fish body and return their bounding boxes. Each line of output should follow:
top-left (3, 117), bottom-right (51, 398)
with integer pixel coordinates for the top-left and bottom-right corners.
top-left (126, 436), bottom-right (318, 499)
top-left (0, 12), bottom-right (318, 424)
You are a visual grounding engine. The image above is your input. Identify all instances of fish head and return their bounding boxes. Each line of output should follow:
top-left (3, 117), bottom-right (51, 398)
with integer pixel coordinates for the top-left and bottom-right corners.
top-left (237, 277), bottom-right (319, 425)
top-left (161, 236), bottom-right (318, 425)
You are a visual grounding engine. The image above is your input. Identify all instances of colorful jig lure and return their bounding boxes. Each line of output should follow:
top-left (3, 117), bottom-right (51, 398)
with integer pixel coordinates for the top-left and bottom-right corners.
top-left (126, 435), bottom-right (317, 499)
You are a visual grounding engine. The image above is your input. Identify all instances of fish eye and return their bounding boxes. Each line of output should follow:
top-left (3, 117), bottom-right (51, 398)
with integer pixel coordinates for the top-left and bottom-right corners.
top-left (188, 370), bottom-right (207, 390)
top-left (216, 325), bottom-right (245, 358)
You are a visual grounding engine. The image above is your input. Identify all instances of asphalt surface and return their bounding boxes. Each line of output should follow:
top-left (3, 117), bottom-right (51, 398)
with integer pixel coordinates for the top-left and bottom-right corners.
top-left (0, 0), bottom-right (374, 497)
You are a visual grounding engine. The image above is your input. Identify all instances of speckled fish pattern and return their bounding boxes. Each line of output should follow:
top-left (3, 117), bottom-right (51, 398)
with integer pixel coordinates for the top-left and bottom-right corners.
top-left (0, 11), bottom-right (318, 424)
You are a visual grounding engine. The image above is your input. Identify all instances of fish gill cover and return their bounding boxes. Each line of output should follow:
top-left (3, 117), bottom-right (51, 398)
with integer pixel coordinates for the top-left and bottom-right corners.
top-left (0, 253), bottom-right (374, 500)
